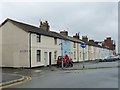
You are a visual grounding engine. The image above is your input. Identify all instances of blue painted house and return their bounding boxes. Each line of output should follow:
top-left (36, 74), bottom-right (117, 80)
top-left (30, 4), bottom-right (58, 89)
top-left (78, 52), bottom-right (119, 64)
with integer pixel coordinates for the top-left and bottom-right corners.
top-left (59, 31), bottom-right (83, 61)
top-left (61, 39), bottom-right (71, 57)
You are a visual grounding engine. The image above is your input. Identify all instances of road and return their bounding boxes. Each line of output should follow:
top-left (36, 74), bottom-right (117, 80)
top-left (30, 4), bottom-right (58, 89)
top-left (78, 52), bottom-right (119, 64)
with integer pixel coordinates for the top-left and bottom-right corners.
top-left (9, 61), bottom-right (119, 88)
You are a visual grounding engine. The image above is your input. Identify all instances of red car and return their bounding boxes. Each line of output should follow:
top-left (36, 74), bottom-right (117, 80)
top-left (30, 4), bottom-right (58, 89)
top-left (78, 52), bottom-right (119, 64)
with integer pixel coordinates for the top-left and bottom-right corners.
top-left (57, 56), bottom-right (73, 67)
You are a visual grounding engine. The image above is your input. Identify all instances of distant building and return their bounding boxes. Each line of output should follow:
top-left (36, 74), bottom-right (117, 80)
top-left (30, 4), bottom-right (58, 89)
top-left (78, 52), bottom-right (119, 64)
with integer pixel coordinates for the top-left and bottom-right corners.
top-left (102, 37), bottom-right (116, 55)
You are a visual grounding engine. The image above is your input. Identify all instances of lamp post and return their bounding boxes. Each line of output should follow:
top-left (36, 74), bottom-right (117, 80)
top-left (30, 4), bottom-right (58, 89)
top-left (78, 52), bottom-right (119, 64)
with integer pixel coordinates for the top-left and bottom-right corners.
top-left (83, 48), bottom-right (85, 68)
top-left (81, 43), bottom-right (86, 68)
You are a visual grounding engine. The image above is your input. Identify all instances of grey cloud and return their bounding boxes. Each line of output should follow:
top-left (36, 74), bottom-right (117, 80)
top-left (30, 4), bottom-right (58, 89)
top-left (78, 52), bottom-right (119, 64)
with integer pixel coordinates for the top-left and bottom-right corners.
top-left (1, 2), bottom-right (118, 51)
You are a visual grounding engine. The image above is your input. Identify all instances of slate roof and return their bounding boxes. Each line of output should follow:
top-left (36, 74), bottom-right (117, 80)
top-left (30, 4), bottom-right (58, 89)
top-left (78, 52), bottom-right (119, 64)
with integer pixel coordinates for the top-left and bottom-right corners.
top-left (0, 18), bottom-right (112, 50)
top-left (0, 18), bottom-right (83, 43)
top-left (51, 31), bottom-right (83, 43)
top-left (81, 40), bottom-right (109, 49)
top-left (0, 18), bottom-right (63, 39)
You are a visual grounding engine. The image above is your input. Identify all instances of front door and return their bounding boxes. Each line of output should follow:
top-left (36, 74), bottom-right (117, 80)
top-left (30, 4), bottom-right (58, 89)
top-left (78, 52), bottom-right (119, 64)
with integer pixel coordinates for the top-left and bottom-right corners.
top-left (49, 52), bottom-right (52, 66)
top-left (44, 52), bottom-right (48, 66)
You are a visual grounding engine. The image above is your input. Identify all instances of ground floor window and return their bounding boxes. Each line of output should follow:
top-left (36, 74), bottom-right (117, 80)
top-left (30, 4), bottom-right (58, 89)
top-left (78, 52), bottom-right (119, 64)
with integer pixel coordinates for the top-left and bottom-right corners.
top-left (37, 50), bottom-right (41, 62)
top-left (74, 51), bottom-right (76, 59)
top-left (54, 51), bottom-right (57, 60)
top-left (80, 52), bottom-right (81, 59)
top-left (70, 52), bottom-right (73, 60)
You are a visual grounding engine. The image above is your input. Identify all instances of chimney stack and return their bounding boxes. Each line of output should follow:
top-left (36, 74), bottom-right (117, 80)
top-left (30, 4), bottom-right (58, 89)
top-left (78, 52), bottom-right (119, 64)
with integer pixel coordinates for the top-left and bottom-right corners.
top-left (73, 33), bottom-right (80, 39)
top-left (82, 36), bottom-right (88, 42)
top-left (89, 39), bottom-right (95, 44)
top-left (39, 20), bottom-right (50, 31)
top-left (60, 30), bottom-right (68, 36)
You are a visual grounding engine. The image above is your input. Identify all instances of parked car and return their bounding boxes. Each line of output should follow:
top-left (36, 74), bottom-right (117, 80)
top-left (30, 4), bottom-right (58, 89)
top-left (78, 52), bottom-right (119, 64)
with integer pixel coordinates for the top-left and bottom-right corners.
top-left (100, 55), bottom-right (119, 62)
top-left (57, 56), bottom-right (73, 68)
top-left (113, 55), bottom-right (120, 60)
top-left (104, 56), bottom-right (114, 62)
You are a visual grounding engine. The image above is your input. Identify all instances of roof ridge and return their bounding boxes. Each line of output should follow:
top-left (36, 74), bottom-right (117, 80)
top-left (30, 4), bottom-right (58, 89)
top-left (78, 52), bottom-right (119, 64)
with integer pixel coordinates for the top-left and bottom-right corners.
top-left (8, 18), bottom-right (40, 29)
top-left (0, 18), bottom-right (39, 29)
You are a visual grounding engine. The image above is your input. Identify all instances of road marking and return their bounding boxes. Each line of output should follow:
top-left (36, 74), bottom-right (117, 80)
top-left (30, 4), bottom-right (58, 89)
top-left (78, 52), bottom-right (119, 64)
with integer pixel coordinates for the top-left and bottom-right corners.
top-left (0, 75), bottom-right (32, 88)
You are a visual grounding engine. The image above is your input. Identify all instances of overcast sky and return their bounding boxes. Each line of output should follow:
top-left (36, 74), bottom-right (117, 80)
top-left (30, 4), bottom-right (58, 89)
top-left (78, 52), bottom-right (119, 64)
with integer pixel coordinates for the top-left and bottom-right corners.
top-left (0, 1), bottom-right (118, 52)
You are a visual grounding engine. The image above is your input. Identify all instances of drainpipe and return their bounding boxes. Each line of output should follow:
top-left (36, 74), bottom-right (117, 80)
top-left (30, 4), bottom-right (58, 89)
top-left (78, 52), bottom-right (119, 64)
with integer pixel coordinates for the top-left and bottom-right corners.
top-left (77, 43), bottom-right (79, 62)
top-left (29, 32), bottom-right (31, 69)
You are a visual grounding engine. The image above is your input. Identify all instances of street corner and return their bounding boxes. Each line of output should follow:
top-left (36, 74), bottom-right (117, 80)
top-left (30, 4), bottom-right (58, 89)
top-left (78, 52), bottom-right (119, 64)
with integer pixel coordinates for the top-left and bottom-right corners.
top-left (0, 73), bottom-right (32, 89)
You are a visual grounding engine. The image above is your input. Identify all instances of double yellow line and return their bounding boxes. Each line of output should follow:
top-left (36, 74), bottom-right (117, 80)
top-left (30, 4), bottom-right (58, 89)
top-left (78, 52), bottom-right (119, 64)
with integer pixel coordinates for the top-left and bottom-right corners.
top-left (0, 76), bottom-right (32, 89)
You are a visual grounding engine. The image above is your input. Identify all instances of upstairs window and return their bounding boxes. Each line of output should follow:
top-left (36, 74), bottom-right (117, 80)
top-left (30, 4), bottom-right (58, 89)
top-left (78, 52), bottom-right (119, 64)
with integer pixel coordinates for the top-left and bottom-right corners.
top-left (37, 34), bottom-right (41, 43)
top-left (54, 38), bottom-right (57, 45)
top-left (74, 42), bottom-right (76, 48)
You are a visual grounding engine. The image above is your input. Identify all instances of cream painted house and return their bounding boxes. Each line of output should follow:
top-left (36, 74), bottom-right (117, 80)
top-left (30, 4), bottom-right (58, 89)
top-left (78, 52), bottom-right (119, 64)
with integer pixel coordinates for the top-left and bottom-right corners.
top-left (85, 41), bottom-right (112, 61)
top-left (79, 45), bottom-right (83, 62)
top-left (0, 27), bottom-right (2, 66)
top-left (93, 46), bottom-right (103, 60)
top-left (30, 33), bottom-right (61, 67)
top-left (88, 45), bottom-right (93, 60)
top-left (1, 20), bottom-right (29, 67)
top-left (82, 44), bottom-right (88, 61)
top-left (71, 41), bottom-right (78, 62)
top-left (100, 47), bottom-right (110, 59)
top-left (0, 18), bottom-right (62, 68)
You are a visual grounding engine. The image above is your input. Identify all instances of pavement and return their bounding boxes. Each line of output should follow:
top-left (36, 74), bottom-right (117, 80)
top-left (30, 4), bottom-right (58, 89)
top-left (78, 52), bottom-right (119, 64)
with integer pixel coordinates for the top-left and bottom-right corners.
top-left (64, 60), bottom-right (119, 70)
top-left (1, 60), bottom-right (119, 88)
top-left (0, 73), bottom-right (31, 88)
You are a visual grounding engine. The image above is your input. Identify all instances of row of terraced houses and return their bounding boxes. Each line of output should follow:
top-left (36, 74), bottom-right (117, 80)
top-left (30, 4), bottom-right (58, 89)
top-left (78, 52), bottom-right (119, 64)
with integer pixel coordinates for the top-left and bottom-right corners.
top-left (0, 18), bottom-right (116, 68)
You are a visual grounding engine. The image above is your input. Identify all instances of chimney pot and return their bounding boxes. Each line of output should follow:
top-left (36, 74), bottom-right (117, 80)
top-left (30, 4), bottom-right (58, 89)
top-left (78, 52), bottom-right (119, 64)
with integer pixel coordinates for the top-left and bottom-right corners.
top-left (60, 31), bottom-right (68, 36)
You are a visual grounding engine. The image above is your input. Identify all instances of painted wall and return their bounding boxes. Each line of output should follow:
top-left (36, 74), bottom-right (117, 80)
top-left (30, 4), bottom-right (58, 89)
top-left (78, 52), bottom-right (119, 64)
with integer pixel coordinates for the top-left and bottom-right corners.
top-left (76, 43), bottom-right (80, 62)
top-left (61, 39), bottom-right (71, 57)
top-left (0, 27), bottom-right (2, 66)
top-left (95, 47), bottom-right (101, 59)
top-left (31, 33), bottom-right (61, 67)
top-left (84, 45), bottom-right (88, 61)
top-left (109, 50), bottom-right (114, 56)
top-left (70, 41), bottom-right (78, 62)
top-left (101, 48), bottom-right (110, 59)
top-left (1, 21), bottom-right (115, 68)
top-left (79, 45), bottom-right (83, 61)
top-left (88, 45), bottom-right (92, 60)
top-left (1, 21), bottom-right (29, 67)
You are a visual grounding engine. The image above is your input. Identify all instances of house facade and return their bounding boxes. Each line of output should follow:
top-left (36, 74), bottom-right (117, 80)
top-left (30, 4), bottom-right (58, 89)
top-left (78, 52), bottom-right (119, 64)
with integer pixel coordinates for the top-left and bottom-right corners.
top-left (1, 20), bottom-right (30, 67)
top-left (0, 19), bottom-right (62, 68)
top-left (61, 39), bottom-right (71, 58)
top-left (0, 25), bottom-right (2, 66)
top-left (30, 33), bottom-right (61, 67)
top-left (0, 18), bottom-right (116, 68)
